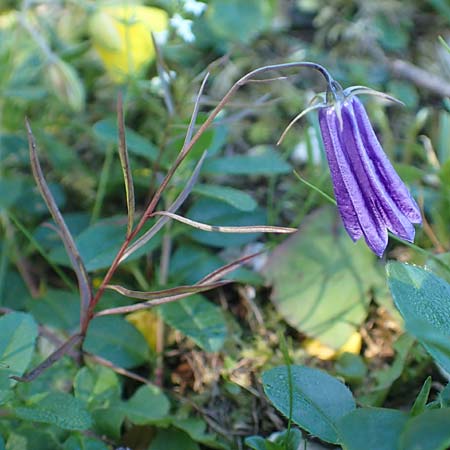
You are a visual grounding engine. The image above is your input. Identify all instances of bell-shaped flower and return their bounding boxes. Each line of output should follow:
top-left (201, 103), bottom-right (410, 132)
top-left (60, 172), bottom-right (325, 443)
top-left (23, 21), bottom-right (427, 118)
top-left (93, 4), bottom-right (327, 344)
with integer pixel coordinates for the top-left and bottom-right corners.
top-left (280, 79), bottom-right (421, 256)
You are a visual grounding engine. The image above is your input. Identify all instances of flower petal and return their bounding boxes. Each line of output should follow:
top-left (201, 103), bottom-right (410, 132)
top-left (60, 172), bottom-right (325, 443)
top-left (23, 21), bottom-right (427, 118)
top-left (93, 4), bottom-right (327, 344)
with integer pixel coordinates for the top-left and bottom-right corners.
top-left (351, 97), bottom-right (422, 224)
top-left (342, 98), bottom-right (416, 243)
top-left (319, 107), bottom-right (388, 256)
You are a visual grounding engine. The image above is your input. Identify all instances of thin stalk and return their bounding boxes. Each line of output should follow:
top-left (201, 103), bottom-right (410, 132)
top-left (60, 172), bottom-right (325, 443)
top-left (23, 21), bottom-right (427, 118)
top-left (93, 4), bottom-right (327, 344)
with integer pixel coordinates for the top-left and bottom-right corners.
top-left (91, 143), bottom-right (115, 224)
top-left (155, 230), bottom-right (172, 387)
top-left (83, 62), bottom-right (334, 332)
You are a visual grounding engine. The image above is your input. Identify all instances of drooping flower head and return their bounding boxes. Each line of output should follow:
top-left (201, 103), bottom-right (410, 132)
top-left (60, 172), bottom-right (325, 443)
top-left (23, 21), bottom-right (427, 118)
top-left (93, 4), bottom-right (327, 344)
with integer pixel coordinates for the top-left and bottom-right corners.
top-left (279, 65), bottom-right (421, 256)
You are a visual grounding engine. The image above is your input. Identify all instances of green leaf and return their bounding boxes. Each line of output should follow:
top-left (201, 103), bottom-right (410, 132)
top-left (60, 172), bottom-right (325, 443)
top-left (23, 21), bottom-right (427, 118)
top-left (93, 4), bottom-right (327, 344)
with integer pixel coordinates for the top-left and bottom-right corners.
top-left (27, 290), bottom-right (80, 331)
top-left (205, 0), bottom-right (273, 44)
top-left (245, 429), bottom-right (304, 450)
top-left (83, 316), bottom-right (150, 368)
top-left (63, 435), bottom-right (109, 450)
top-left (337, 408), bottom-right (408, 450)
top-left (335, 353), bottom-right (367, 385)
top-left (439, 383), bottom-right (450, 407)
top-left (399, 409), bottom-right (450, 450)
top-left (0, 312), bottom-right (38, 404)
top-left (74, 365), bottom-right (124, 439)
top-left (203, 146), bottom-right (291, 175)
top-left (0, 178), bottom-right (24, 210)
top-left (92, 405), bottom-right (124, 440)
top-left (14, 392), bottom-right (92, 430)
top-left (411, 377), bottom-right (432, 416)
top-left (170, 244), bottom-right (262, 286)
top-left (262, 365), bottom-right (356, 444)
top-left (0, 435), bottom-right (4, 450)
top-left (121, 384), bottom-right (170, 425)
top-left (193, 184), bottom-right (257, 212)
top-left (386, 262), bottom-right (450, 371)
top-left (93, 118), bottom-right (158, 161)
top-left (74, 365), bottom-right (121, 407)
top-left (159, 295), bottom-right (227, 352)
top-left (49, 216), bottom-right (161, 271)
top-left (4, 426), bottom-right (59, 450)
top-left (263, 207), bottom-right (379, 349)
top-left (149, 428), bottom-right (200, 450)
top-left (187, 198), bottom-right (266, 248)
top-left (171, 417), bottom-right (228, 449)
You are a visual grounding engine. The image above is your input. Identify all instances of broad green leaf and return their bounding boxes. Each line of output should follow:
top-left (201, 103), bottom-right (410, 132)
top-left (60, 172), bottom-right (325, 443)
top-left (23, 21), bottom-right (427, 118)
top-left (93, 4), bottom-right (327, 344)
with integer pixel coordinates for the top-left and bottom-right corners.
top-left (122, 384), bottom-right (170, 425)
top-left (92, 405), bottom-right (125, 440)
top-left (63, 435), bottom-right (109, 450)
top-left (93, 118), bottom-right (158, 161)
top-left (205, 0), bottom-right (272, 44)
top-left (172, 417), bottom-right (228, 449)
top-left (335, 353), bottom-right (367, 385)
top-left (149, 428), bottom-right (200, 450)
top-left (337, 408), bottom-right (408, 450)
top-left (0, 134), bottom-right (28, 166)
top-left (170, 244), bottom-right (262, 286)
top-left (74, 365), bottom-right (121, 407)
top-left (193, 184), bottom-right (257, 212)
top-left (74, 366), bottom-right (124, 439)
top-left (186, 198), bottom-right (266, 248)
top-left (159, 295), bottom-right (227, 352)
top-left (263, 207), bottom-right (379, 349)
top-left (400, 409), bottom-right (450, 450)
top-left (245, 429), bottom-right (303, 450)
top-left (83, 316), bottom-right (150, 368)
top-left (27, 290), bottom-right (80, 331)
top-left (0, 312), bottom-right (38, 404)
top-left (387, 262), bottom-right (450, 371)
top-left (0, 178), bottom-right (24, 210)
top-left (49, 216), bottom-right (161, 271)
top-left (14, 392), bottom-right (92, 430)
top-left (14, 181), bottom-right (66, 218)
top-left (262, 365), bottom-right (356, 444)
top-left (4, 427), bottom-right (59, 450)
top-left (0, 435), bottom-right (3, 450)
top-left (203, 146), bottom-right (291, 175)
top-left (411, 377), bottom-right (432, 416)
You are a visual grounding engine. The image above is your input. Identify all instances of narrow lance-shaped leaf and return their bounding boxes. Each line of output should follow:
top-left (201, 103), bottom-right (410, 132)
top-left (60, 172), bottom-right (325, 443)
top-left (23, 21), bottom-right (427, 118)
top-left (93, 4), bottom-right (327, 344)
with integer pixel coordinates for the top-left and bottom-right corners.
top-left (96, 252), bottom-right (260, 316)
top-left (96, 281), bottom-right (229, 316)
top-left (26, 119), bottom-right (92, 320)
top-left (151, 211), bottom-right (297, 234)
top-left (183, 71), bottom-right (210, 149)
top-left (117, 92), bottom-right (135, 237)
top-left (120, 151), bottom-right (207, 263)
top-left (106, 280), bottom-right (230, 301)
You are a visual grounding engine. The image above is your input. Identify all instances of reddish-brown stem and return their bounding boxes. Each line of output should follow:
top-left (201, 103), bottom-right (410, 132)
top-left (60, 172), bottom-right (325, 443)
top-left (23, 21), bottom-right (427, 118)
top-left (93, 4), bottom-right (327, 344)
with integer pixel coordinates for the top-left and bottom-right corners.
top-left (81, 61), bottom-right (331, 333)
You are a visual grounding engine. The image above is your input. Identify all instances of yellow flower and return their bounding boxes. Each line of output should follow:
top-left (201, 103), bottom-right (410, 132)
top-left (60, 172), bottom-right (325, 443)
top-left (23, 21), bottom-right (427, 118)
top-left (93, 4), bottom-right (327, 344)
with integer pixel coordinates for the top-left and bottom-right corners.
top-left (303, 331), bottom-right (362, 361)
top-left (89, 4), bottom-right (168, 82)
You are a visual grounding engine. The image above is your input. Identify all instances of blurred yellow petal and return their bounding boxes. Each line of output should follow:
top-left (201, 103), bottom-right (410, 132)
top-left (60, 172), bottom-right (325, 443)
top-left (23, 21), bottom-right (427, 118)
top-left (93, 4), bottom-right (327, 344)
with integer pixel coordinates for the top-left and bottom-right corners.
top-left (303, 331), bottom-right (362, 361)
top-left (89, 5), bottom-right (168, 82)
top-left (338, 331), bottom-right (362, 356)
top-left (126, 310), bottom-right (158, 351)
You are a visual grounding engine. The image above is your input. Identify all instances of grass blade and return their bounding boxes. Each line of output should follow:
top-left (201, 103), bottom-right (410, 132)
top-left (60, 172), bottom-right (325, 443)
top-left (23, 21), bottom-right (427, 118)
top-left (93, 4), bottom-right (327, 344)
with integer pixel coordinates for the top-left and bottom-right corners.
top-left (106, 280), bottom-right (230, 301)
top-left (117, 92), bottom-right (135, 237)
top-left (96, 281), bottom-right (230, 316)
top-left (26, 119), bottom-right (92, 320)
top-left (150, 211), bottom-right (297, 234)
top-left (120, 151), bottom-right (207, 263)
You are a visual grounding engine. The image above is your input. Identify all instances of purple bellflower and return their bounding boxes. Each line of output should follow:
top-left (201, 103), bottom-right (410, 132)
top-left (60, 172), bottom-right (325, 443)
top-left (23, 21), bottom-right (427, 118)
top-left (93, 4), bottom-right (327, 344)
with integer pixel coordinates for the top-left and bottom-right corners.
top-left (279, 66), bottom-right (421, 256)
